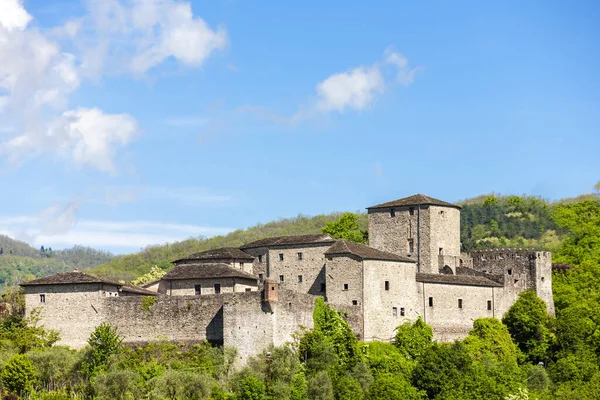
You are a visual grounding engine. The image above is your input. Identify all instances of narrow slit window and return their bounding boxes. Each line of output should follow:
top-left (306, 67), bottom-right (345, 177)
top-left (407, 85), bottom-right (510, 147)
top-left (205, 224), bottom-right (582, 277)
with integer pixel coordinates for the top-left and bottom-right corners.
top-left (279, 253), bottom-right (284, 261)
top-left (507, 269), bottom-right (512, 275)
top-left (258, 273), bottom-right (264, 281)
top-left (258, 255), bottom-right (263, 263)
top-left (39, 294), bottom-right (45, 303)
top-left (390, 209), bottom-right (396, 217)
top-left (439, 247), bottom-right (443, 255)
top-left (343, 283), bottom-right (349, 291)
top-left (298, 275), bottom-right (303, 283)
top-left (297, 252), bottom-right (303, 260)
top-left (408, 239), bottom-right (414, 254)
top-left (400, 307), bottom-right (405, 316)
top-left (458, 299), bottom-right (463, 309)
top-left (428, 297), bottom-right (433, 307)
top-left (392, 307), bottom-right (398, 316)
top-left (240, 262), bottom-right (244, 269)
top-left (487, 300), bottom-right (492, 310)
top-left (214, 284), bottom-right (221, 294)
top-left (409, 207), bottom-right (415, 215)
top-left (194, 285), bottom-right (201, 295)
top-left (384, 281), bottom-right (390, 291)
top-left (279, 275), bottom-right (285, 282)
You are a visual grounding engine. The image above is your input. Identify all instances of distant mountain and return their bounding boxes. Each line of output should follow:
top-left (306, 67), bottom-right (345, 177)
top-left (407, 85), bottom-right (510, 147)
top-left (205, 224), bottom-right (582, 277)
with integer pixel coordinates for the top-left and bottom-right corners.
top-left (0, 235), bottom-right (114, 289)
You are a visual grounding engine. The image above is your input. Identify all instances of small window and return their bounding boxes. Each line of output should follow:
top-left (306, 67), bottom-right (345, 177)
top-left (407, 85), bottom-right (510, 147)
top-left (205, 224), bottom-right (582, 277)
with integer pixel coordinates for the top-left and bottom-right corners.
top-left (428, 297), bottom-right (433, 307)
top-left (214, 284), bottom-right (221, 294)
top-left (298, 275), bottom-right (303, 283)
top-left (487, 300), bottom-right (492, 311)
top-left (194, 285), bottom-right (201, 295)
top-left (279, 253), bottom-right (284, 261)
top-left (384, 281), bottom-right (390, 290)
top-left (280, 275), bottom-right (285, 282)
top-left (245, 288), bottom-right (251, 292)
top-left (240, 262), bottom-right (244, 268)
top-left (258, 255), bottom-right (263, 263)
top-left (458, 299), bottom-right (463, 309)
top-left (440, 210), bottom-right (445, 216)
top-left (408, 239), bottom-right (414, 254)
top-left (343, 283), bottom-right (349, 291)
top-left (320, 283), bottom-right (326, 292)
top-left (297, 252), bottom-right (303, 260)
top-left (439, 247), bottom-right (443, 255)
top-left (409, 207), bottom-right (415, 215)
top-left (352, 300), bottom-right (358, 306)
top-left (392, 307), bottom-right (398, 316)
top-left (390, 209), bottom-right (396, 217)
top-left (258, 274), bottom-right (264, 281)
top-left (39, 294), bottom-right (46, 303)
top-left (541, 276), bottom-right (545, 282)
top-left (507, 269), bottom-right (512, 276)
top-left (400, 307), bottom-right (405, 316)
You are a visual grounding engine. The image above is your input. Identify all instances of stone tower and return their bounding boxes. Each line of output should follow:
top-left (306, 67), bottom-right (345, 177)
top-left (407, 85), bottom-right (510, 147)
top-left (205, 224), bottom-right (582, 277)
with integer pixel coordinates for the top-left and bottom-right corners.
top-left (367, 194), bottom-right (462, 274)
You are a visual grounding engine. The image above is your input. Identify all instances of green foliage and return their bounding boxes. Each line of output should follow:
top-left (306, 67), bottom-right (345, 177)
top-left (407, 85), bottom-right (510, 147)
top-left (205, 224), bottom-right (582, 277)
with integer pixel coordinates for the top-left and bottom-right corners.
top-left (307, 371), bottom-right (334, 400)
top-left (93, 369), bottom-right (141, 400)
top-left (0, 309), bottom-right (60, 353)
top-left (27, 346), bottom-right (79, 393)
top-left (289, 371), bottom-right (308, 400)
top-left (238, 375), bottom-right (267, 400)
top-left (502, 291), bottom-right (554, 363)
top-left (83, 323), bottom-right (123, 377)
top-left (131, 266), bottom-right (167, 286)
top-left (368, 373), bottom-right (423, 400)
top-left (141, 296), bottom-right (157, 311)
top-left (151, 369), bottom-right (213, 400)
top-left (393, 317), bottom-right (433, 360)
top-left (1, 354), bottom-right (37, 396)
top-left (322, 213), bottom-right (367, 244)
top-left (364, 341), bottom-right (412, 377)
top-left (463, 318), bottom-right (519, 365)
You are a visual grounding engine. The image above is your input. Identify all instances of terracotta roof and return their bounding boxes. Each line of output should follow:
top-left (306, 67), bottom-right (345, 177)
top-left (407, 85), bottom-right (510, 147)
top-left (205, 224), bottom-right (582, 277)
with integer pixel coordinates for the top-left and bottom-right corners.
top-left (367, 194), bottom-right (461, 210)
top-left (174, 247), bottom-right (254, 263)
top-left (325, 240), bottom-right (415, 262)
top-left (241, 234), bottom-right (335, 249)
top-left (20, 271), bottom-right (157, 295)
top-left (416, 273), bottom-right (502, 287)
top-left (162, 263), bottom-right (258, 281)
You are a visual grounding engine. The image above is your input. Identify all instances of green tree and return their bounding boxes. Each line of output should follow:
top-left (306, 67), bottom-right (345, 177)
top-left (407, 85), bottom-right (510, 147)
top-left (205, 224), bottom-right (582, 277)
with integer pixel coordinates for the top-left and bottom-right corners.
top-left (502, 291), bottom-right (554, 363)
top-left (83, 323), bottom-right (123, 377)
top-left (93, 370), bottom-right (141, 400)
top-left (238, 376), bottom-right (267, 400)
top-left (368, 373), bottom-right (423, 400)
top-left (322, 213), bottom-right (366, 244)
top-left (307, 371), bottom-right (333, 400)
top-left (289, 372), bottom-right (308, 400)
top-left (393, 317), bottom-right (433, 360)
top-left (1, 354), bottom-right (37, 396)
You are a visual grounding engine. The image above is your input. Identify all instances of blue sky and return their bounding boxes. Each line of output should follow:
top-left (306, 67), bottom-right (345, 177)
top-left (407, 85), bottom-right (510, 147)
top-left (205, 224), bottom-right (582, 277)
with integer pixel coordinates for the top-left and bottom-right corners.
top-left (0, 0), bottom-right (598, 253)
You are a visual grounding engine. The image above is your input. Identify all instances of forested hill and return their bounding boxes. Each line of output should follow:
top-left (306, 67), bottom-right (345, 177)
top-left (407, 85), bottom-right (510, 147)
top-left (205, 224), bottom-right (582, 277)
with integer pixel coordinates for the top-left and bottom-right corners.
top-left (0, 235), bottom-right (114, 289)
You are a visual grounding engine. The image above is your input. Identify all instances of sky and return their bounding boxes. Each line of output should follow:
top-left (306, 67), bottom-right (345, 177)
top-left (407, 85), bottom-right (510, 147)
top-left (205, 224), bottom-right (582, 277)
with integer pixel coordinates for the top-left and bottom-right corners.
top-left (0, 0), bottom-right (598, 254)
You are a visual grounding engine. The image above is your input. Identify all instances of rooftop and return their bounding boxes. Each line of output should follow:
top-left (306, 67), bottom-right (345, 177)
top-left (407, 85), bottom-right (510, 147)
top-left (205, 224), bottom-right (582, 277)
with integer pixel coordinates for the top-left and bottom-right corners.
top-left (20, 271), bottom-right (157, 295)
top-left (416, 273), bottom-right (502, 287)
top-left (162, 263), bottom-right (258, 281)
top-left (174, 247), bottom-right (254, 263)
top-left (325, 239), bottom-right (415, 262)
top-left (367, 194), bottom-right (461, 210)
top-left (241, 234), bottom-right (335, 249)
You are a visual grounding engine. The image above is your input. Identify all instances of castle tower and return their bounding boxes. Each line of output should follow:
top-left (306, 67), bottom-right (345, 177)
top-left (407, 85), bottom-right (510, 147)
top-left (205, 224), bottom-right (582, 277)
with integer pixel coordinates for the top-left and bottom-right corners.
top-left (367, 194), bottom-right (462, 274)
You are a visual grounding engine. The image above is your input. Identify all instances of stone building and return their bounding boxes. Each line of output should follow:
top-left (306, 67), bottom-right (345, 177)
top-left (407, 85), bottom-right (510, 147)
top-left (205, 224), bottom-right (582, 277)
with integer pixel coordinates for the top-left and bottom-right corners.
top-left (21, 193), bottom-right (555, 364)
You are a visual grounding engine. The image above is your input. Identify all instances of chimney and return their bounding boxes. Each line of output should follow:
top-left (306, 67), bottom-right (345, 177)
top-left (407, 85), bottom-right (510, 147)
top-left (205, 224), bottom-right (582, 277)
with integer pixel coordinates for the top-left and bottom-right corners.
top-left (263, 278), bottom-right (278, 303)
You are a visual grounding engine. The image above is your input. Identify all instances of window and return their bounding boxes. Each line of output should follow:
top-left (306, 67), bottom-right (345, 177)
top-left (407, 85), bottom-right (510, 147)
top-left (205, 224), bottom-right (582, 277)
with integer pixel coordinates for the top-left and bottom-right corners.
top-left (258, 274), bottom-right (264, 281)
top-left (352, 300), bottom-right (358, 306)
top-left (458, 299), bottom-right (463, 309)
top-left (297, 252), bottom-right (303, 260)
top-left (214, 284), bottom-right (221, 294)
top-left (428, 297), bottom-right (433, 307)
top-left (245, 288), bottom-right (251, 292)
top-left (39, 294), bottom-right (45, 303)
top-left (439, 247), bottom-right (444, 255)
top-left (240, 262), bottom-right (244, 269)
top-left (194, 285), bottom-right (201, 295)
top-left (408, 239), bottom-right (414, 254)
top-left (487, 300), bottom-right (492, 311)
top-left (409, 207), bottom-right (415, 215)
top-left (507, 269), bottom-right (512, 276)
top-left (343, 283), bottom-right (349, 291)
top-left (298, 275), bottom-right (303, 283)
top-left (320, 283), bottom-right (326, 292)
top-left (390, 209), bottom-right (396, 217)
top-left (392, 307), bottom-right (398, 316)
top-left (440, 210), bottom-right (445, 216)
top-left (279, 253), bottom-right (284, 261)
top-left (400, 307), bottom-right (405, 316)
top-left (541, 276), bottom-right (545, 282)
top-left (258, 255), bottom-right (263, 263)
top-left (385, 281), bottom-right (390, 290)
top-left (280, 275), bottom-right (285, 282)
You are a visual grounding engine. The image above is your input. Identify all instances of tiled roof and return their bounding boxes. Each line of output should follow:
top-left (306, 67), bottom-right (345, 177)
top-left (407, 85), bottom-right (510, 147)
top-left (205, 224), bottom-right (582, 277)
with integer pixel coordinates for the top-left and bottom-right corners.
top-left (20, 271), bottom-right (157, 295)
top-left (241, 234), bottom-right (335, 249)
top-left (162, 263), bottom-right (257, 281)
top-left (367, 194), bottom-right (461, 210)
top-left (416, 273), bottom-right (502, 287)
top-left (325, 239), bottom-right (415, 262)
top-left (174, 247), bottom-right (254, 263)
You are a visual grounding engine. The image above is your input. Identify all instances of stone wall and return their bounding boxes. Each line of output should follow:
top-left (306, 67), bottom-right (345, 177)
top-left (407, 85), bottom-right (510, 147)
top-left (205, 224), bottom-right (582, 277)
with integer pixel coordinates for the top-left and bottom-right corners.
top-left (427, 206), bottom-right (461, 273)
top-left (325, 255), bottom-right (363, 306)
top-left (240, 247), bottom-right (268, 278)
top-left (267, 243), bottom-right (331, 296)
top-left (419, 282), bottom-right (496, 342)
top-left (168, 278), bottom-right (257, 296)
top-left (362, 260), bottom-right (420, 341)
top-left (368, 206), bottom-right (422, 265)
top-left (175, 259), bottom-right (253, 274)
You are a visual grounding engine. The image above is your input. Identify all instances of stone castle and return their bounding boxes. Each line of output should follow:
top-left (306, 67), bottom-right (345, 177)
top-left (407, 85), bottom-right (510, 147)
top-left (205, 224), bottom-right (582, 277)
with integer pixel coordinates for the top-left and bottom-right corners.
top-left (21, 194), bottom-right (555, 364)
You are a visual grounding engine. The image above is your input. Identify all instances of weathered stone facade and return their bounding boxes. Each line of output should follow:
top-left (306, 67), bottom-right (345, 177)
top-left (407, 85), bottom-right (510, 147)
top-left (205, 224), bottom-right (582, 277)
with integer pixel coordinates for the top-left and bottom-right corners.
top-left (166, 277), bottom-right (257, 296)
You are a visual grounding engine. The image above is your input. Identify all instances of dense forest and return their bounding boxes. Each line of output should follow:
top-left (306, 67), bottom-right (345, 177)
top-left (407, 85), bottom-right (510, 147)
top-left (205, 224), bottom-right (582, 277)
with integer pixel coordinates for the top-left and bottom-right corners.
top-left (0, 193), bottom-right (598, 398)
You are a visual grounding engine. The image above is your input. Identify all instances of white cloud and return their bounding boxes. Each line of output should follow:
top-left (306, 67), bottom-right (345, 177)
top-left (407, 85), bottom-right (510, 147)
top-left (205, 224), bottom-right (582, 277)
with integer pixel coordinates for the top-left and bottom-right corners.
top-left (0, 0), bottom-right (32, 31)
top-left (316, 66), bottom-right (385, 112)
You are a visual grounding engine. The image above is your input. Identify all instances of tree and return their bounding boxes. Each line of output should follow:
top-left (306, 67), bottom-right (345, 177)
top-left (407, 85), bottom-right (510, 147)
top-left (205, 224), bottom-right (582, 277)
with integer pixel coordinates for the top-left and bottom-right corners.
top-left (393, 317), bottom-right (433, 360)
top-left (238, 376), bottom-right (267, 400)
top-left (83, 323), bottom-right (123, 376)
top-left (307, 371), bottom-right (333, 400)
top-left (322, 213), bottom-right (367, 244)
top-left (502, 291), bottom-right (554, 363)
top-left (289, 372), bottom-right (308, 400)
top-left (368, 373), bottom-right (423, 400)
top-left (1, 354), bottom-right (37, 397)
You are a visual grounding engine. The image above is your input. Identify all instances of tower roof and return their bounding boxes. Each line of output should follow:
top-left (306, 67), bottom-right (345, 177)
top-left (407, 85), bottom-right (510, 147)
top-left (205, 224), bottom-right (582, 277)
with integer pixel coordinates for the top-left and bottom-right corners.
top-left (367, 194), bottom-right (461, 210)
top-left (241, 234), bottom-right (335, 249)
top-left (325, 239), bottom-right (415, 263)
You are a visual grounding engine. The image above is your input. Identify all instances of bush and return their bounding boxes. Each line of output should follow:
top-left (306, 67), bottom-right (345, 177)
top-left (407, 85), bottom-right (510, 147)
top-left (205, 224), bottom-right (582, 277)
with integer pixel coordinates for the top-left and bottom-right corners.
top-left (1, 354), bottom-right (37, 396)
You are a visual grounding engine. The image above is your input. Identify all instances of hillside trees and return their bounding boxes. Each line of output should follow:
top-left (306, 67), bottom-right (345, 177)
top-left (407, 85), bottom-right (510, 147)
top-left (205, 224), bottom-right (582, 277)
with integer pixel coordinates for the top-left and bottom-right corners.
top-left (321, 213), bottom-right (367, 244)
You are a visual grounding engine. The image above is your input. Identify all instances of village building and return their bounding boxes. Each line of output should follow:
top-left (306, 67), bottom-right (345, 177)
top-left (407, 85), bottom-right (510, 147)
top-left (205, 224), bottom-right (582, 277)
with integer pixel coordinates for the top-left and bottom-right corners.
top-left (21, 194), bottom-right (555, 364)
